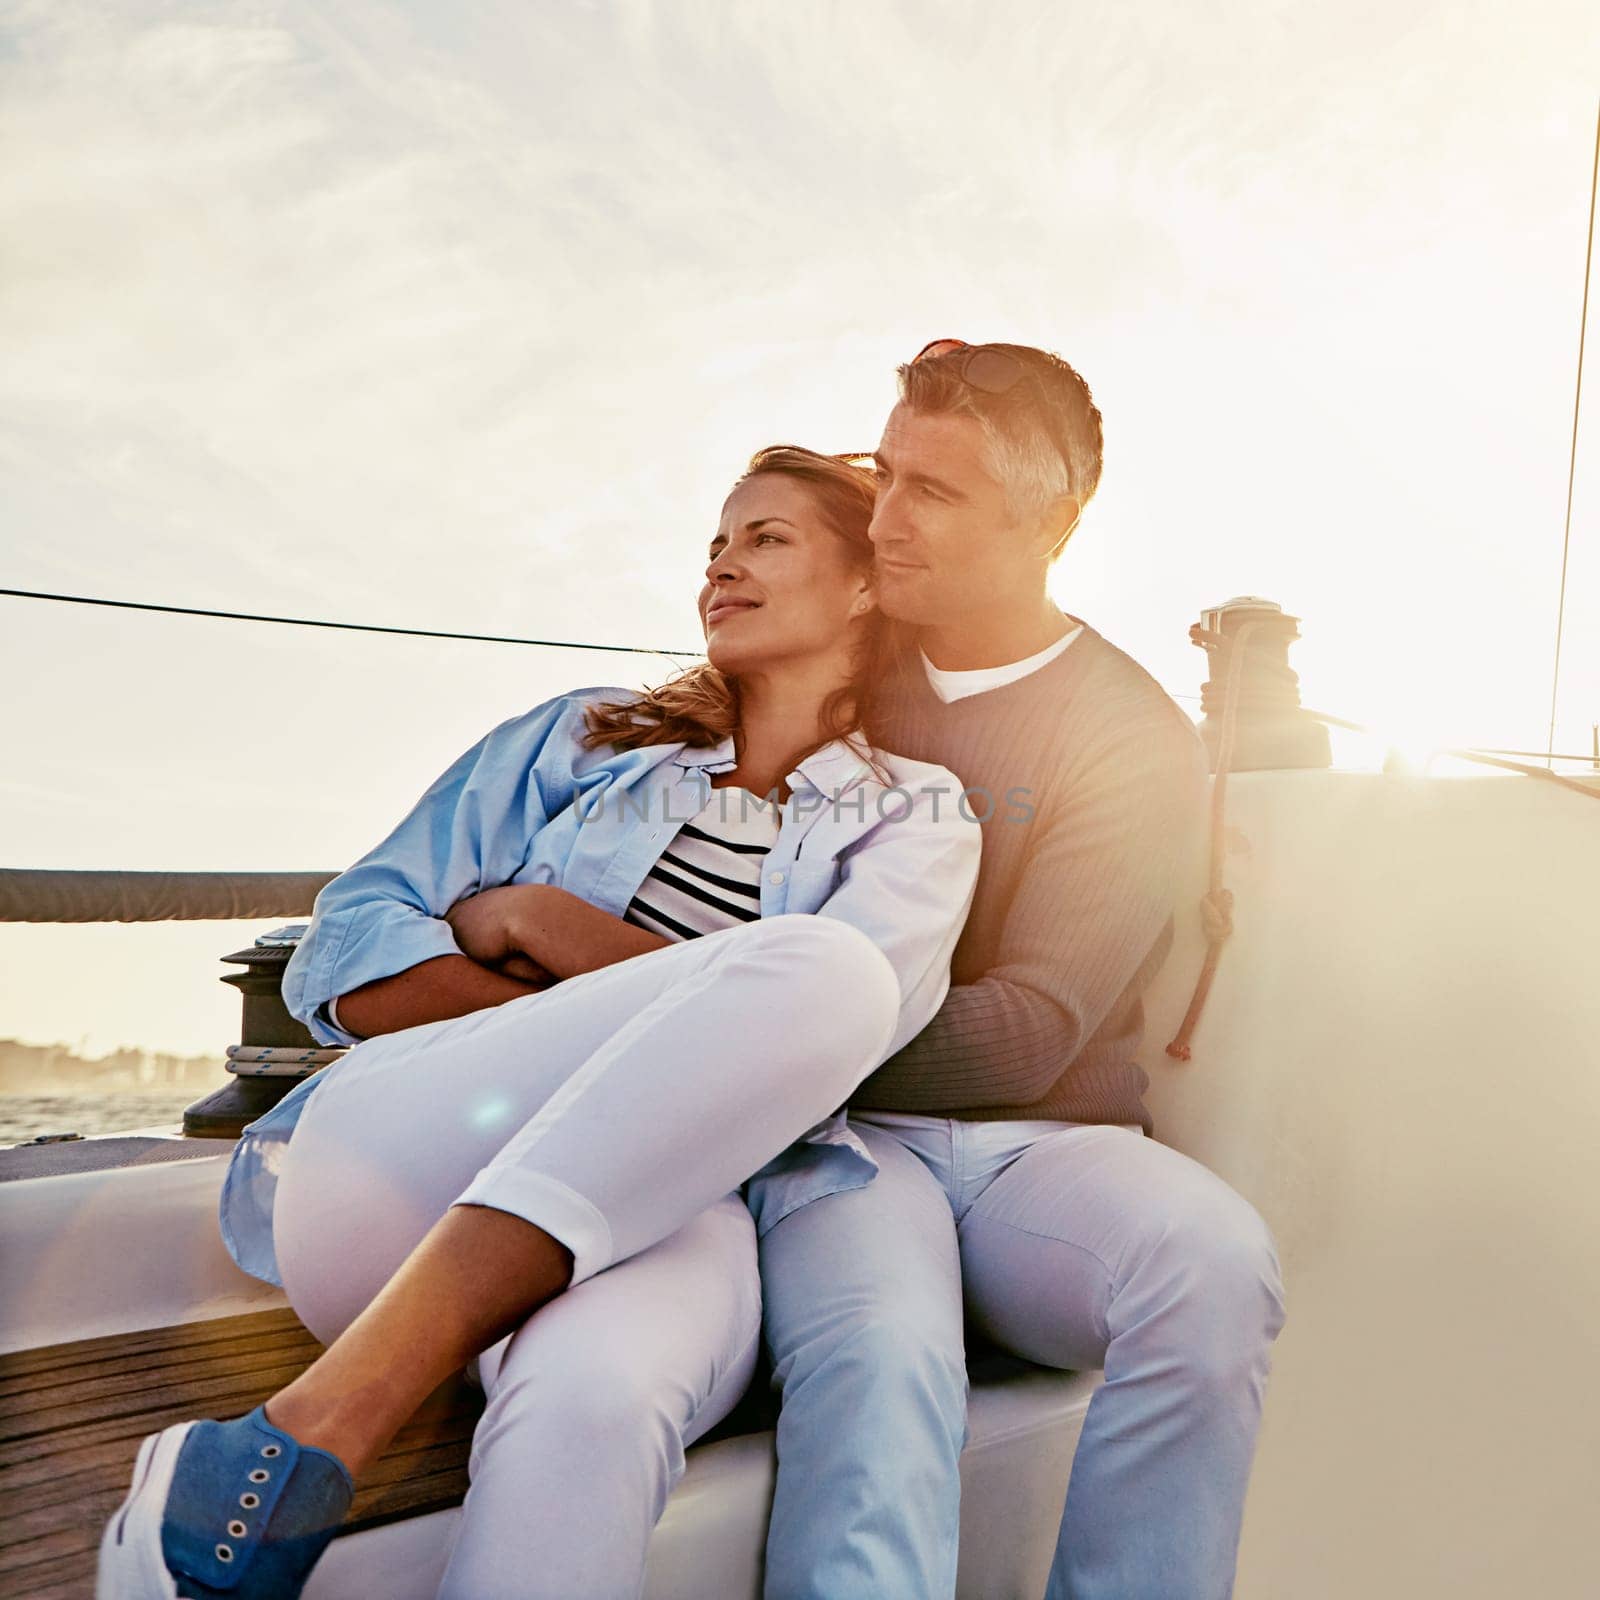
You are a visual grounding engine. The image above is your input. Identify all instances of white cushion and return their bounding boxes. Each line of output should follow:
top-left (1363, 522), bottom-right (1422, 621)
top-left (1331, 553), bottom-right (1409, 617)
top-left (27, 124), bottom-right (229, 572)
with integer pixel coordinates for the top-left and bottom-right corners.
top-left (307, 1361), bottom-right (1100, 1600)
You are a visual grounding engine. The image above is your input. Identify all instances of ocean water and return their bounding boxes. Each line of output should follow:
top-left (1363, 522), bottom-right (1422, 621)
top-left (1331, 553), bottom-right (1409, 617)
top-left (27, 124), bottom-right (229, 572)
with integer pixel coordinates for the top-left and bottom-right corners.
top-left (0, 1090), bottom-right (197, 1146)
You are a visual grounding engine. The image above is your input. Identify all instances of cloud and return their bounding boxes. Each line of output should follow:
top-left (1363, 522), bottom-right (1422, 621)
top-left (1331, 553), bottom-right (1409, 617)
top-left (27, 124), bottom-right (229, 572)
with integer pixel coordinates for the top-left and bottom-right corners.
top-left (2, 0), bottom-right (1598, 1057)
top-left (1, 0), bottom-right (1597, 720)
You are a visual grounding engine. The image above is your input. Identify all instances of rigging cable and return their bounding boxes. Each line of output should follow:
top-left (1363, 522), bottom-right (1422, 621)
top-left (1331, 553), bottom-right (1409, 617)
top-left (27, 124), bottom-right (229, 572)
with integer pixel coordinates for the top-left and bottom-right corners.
top-left (1306, 708), bottom-right (1600, 798)
top-left (8, 586), bottom-right (1599, 774)
top-left (1547, 99), bottom-right (1600, 768)
top-left (0, 587), bottom-right (700, 661)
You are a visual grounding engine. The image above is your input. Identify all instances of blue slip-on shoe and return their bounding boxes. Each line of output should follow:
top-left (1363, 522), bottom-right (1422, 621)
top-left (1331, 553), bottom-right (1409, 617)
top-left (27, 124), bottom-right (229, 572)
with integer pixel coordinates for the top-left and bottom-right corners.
top-left (97, 1405), bottom-right (353, 1599)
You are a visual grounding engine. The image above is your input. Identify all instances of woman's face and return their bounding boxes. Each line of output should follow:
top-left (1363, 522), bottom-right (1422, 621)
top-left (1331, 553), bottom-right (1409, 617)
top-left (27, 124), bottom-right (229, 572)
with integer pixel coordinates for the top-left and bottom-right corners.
top-left (699, 474), bottom-right (875, 676)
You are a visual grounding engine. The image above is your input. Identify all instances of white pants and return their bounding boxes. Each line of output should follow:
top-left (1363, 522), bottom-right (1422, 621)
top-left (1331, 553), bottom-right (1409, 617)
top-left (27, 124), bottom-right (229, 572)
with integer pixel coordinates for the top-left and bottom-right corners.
top-left (272, 916), bottom-right (900, 1599)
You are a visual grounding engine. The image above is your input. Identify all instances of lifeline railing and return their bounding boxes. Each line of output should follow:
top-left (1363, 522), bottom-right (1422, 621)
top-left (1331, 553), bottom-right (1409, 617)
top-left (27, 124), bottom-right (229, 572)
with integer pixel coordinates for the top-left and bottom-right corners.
top-left (0, 870), bottom-right (334, 924)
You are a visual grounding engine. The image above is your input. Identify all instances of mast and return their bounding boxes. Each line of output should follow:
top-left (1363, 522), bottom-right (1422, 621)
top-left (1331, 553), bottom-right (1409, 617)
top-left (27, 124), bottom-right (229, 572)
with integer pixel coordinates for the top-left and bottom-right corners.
top-left (1546, 101), bottom-right (1600, 767)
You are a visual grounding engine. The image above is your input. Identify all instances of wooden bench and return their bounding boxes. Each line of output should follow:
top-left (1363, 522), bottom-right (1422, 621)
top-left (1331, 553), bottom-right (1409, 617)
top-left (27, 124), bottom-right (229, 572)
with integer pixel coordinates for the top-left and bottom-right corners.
top-left (1, 1305), bottom-right (1093, 1600)
top-left (0, 1308), bottom-right (483, 1600)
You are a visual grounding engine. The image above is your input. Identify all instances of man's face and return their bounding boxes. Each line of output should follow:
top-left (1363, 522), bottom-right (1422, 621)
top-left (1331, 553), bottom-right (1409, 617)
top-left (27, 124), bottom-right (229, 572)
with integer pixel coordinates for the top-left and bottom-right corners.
top-left (868, 403), bottom-right (1030, 626)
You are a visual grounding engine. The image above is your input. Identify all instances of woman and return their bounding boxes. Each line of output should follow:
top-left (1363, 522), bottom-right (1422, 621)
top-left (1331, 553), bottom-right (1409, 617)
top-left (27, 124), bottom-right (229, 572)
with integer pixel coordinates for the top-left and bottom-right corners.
top-left (99, 447), bottom-right (980, 1600)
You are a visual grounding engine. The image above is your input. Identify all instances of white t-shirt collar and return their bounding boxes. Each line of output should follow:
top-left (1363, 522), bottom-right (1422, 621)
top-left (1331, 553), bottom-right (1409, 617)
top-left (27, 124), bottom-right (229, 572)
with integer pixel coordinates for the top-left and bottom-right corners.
top-left (921, 621), bottom-right (1084, 704)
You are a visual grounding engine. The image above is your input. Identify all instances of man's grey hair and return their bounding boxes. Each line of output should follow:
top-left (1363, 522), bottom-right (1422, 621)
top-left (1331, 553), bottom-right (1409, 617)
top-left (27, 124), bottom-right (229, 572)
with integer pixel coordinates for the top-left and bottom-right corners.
top-left (896, 344), bottom-right (1104, 531)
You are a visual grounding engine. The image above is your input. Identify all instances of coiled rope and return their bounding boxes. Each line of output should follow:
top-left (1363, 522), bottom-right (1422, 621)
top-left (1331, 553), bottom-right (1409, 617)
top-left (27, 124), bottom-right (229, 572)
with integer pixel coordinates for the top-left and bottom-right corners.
top-left (1165, 618), bottom-right (1262, 1061)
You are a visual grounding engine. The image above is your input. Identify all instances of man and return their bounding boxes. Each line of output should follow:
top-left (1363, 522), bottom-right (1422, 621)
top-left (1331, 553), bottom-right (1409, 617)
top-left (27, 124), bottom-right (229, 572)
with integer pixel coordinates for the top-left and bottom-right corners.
top-left (749, 340), bottom-right (1287, 1599)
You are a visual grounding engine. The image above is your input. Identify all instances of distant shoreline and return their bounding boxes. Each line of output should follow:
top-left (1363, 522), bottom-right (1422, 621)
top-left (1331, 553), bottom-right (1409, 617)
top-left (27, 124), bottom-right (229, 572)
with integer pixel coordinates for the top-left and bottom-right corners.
top-left (0, 1036), bottom-right (219, 1097)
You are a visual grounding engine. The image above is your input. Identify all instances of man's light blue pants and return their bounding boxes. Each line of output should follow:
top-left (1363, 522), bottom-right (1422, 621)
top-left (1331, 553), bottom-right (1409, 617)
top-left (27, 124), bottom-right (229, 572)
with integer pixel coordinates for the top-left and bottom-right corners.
top-left (757, 1115), bottom-right (1287, 1600)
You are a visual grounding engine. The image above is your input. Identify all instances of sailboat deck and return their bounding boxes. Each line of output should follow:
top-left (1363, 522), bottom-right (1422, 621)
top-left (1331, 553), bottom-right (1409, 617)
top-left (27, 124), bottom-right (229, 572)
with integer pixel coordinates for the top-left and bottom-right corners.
top-left (0, 1307), bottom-right (482, 1600)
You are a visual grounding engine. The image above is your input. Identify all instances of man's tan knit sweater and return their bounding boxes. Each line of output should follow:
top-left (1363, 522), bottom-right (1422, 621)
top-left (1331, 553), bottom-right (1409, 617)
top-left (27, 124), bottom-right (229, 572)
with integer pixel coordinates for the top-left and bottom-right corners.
top-left (851, 619), bottom-right (1208, 1131)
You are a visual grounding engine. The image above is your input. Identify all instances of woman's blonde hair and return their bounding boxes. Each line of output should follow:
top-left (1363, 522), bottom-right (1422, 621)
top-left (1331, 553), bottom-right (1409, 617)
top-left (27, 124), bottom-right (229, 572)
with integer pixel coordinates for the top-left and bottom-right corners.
top-left (581, 445), bottom-right (891, 759)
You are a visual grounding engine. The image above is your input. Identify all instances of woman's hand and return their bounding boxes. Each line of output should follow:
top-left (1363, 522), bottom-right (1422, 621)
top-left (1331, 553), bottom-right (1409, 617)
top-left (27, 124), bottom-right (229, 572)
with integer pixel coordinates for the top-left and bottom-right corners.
top-left (445, 886), bottom-right (557, 986)
top-left (447, 882), bottom-right (672, 982)
top-left (449, 882), bottom-right (673, 981)
top-left (498, 952), bottom-right (557, 986)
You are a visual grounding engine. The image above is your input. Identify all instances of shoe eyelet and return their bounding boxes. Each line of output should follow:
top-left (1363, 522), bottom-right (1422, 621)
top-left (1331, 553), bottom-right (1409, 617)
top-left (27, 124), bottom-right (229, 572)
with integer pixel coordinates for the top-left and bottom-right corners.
top-left (228, 1520), bottom-right (248, 1538)
top-left (216, 1543), bottom-right (234, 1563)
top-left (239, 1492), bottom-right (260, 1509)
top-left (248, 1468), bottom-right (270, 1483)
top-left (261, 1443), bottom-right (282, 1458)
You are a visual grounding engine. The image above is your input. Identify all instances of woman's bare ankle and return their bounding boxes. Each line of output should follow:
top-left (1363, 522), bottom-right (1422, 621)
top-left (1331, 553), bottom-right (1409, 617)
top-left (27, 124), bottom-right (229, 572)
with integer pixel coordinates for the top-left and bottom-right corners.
top-left (263, 1383), bottom-right (387, 1478)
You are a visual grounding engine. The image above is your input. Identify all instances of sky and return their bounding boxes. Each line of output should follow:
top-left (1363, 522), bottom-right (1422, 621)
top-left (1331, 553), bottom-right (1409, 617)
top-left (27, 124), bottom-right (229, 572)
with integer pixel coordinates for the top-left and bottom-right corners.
top-left (2, 0), bottom-right (1597, 1058)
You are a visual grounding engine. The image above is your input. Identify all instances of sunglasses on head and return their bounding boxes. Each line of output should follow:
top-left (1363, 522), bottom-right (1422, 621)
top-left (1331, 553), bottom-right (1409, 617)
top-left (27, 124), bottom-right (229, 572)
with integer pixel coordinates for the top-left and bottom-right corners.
top-left (911, 338), bottom-right (1034, 396)
top-left (909, 339), bottom-right (1076, 497)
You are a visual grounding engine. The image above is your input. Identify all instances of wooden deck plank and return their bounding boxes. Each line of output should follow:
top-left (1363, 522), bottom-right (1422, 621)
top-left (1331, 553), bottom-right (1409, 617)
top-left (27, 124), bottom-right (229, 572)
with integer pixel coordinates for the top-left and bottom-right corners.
top-left (1, 1342), bottom-right (328, 1429)
top-left (0, 1309), bottom-right (307, 1381)
top-left (3, 1358), bottom-right (326, 1442)
top-left (0, 1325), bottom-right (317, 1404)
top-left (0, 1336), bottom-right (322, 1416)
top-left (0, 1308), bottom-right (483, 1596)
top-left (14, 1580), bottom-right (91, 1600)
top-left (0, 1428), bottom-right (478, 1547)
top-left (4, 1409), bottom-right (249, 1484)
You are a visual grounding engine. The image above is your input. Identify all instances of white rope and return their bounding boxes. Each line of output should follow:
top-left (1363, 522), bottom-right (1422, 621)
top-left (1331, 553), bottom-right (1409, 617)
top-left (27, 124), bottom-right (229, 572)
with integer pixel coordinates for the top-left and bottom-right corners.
top-left (225, 1045), bottom-right (346, 1078)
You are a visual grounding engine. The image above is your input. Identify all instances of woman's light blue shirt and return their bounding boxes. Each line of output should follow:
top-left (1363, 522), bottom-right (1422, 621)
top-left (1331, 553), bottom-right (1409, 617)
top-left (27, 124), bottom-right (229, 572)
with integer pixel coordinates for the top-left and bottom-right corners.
top-left (221, 688), bottom-right (980, 1285)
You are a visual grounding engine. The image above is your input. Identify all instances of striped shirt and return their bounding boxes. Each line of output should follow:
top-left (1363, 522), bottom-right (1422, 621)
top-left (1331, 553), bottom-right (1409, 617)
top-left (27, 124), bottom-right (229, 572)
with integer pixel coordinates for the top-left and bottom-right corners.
top-left (624, 786), bottom-right (782, 943)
